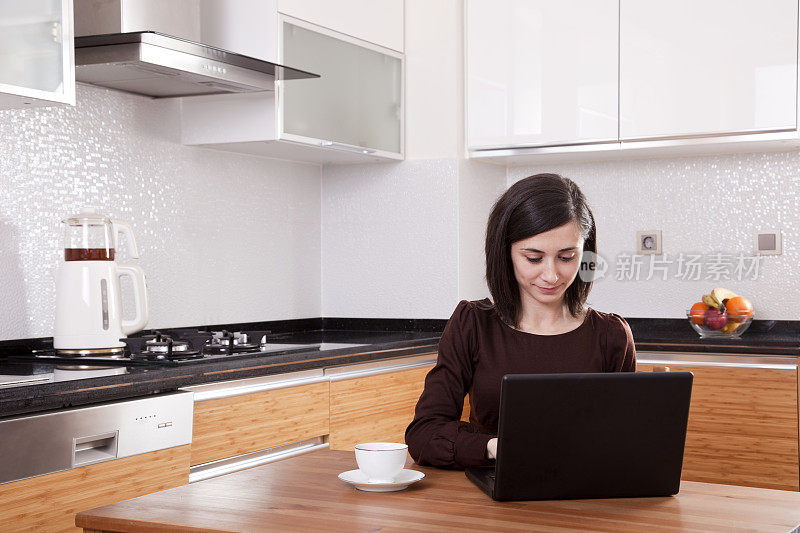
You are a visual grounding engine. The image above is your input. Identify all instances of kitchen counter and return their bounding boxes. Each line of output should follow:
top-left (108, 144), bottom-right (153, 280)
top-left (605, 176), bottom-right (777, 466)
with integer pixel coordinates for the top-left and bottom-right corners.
top-left (0, 330), bottom-right (440, 418)
top-left (75, 449), bottom-right (800, 532)
top-left (627, 317), bottom-right (800, 356)
top-left (1, 315), bottom-right (798, 418)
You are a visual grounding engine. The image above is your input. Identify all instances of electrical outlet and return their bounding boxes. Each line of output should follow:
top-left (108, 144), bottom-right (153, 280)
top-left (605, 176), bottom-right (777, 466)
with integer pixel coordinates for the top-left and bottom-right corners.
top-left (636, 230), bottom-right (662, 254)
top-left (755, 230), bottom-right (782, 255)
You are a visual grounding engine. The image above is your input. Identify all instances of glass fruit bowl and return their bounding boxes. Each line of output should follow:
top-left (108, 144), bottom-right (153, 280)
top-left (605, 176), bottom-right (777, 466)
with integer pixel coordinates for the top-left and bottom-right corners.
top-left (686, 311), bottom-right (753, 338)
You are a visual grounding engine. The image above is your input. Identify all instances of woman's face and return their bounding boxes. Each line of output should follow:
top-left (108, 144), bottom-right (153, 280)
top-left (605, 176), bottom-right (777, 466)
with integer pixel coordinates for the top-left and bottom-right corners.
top-left (510, 221), bottom-right (585, 308)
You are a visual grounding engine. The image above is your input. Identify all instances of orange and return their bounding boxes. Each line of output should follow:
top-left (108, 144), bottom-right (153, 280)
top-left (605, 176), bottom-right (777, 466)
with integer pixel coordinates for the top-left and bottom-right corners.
top-left (689, 302), bottom-right (709, 324)
top-left (725, 296), bottom-right (753, 317)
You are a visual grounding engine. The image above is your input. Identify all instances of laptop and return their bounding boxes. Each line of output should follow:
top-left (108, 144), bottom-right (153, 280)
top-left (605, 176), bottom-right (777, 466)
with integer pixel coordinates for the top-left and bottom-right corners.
top-left (465, 372), bottom-right (693, 501)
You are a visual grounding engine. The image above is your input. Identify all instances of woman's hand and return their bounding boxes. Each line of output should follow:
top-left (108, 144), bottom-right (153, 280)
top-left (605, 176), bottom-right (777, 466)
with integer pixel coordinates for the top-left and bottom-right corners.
top-left (486, 438), bottom-right (498, 460)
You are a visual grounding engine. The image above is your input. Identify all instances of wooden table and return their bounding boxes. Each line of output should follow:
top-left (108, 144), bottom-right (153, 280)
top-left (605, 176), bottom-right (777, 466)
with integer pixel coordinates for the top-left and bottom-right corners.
top-left (76, 449), bottom-right (800, 533)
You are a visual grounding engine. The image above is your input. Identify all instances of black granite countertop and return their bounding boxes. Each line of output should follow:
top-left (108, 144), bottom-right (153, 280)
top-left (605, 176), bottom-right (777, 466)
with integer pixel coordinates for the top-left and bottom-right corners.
top-left (627, 318), bottom-right (800, 356)
top-left (1, 315), bottom-right (798, 419)
top-left (0, 330), bottom-right (440, 418)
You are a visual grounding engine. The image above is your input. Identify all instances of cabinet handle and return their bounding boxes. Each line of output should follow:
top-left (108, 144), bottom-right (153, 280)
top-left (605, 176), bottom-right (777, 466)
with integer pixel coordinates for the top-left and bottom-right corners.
top-left (188, 373), bottom-right (329, 402)
top-left (327, 358), bottom-right (436, 381)
top-left (637, 352), bottom-right (797, 370)
top-left (189, 437), bottom-right (328, 483)
top-left (318, 140), bottom-right (376, 154)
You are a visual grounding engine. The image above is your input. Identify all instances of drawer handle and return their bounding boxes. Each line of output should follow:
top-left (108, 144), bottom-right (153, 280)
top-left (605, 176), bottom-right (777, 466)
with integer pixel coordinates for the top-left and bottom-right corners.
top-left (72, 431), bottom-right (118, 467)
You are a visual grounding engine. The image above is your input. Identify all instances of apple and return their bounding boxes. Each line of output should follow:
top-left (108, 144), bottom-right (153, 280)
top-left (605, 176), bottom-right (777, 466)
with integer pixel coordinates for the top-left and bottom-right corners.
top-left (704, 308), bottom-right (728, 330)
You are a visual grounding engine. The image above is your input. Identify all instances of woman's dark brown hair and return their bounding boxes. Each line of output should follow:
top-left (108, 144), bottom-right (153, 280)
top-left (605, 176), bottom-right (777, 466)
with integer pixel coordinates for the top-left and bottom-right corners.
top-left (484, 173), bottom-right (596, 326)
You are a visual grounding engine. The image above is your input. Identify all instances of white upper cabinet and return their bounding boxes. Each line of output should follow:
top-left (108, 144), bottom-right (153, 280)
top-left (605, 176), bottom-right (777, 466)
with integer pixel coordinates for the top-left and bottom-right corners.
top-left (0, 0), bottom-right (75, 109)
top-left (620, 0), bottom-right (798, 140)
top-left (466, 0), bottom-right (618, 150)
top-left (280, 19), bottom-right (403, 156)
top-left (277, 0), bottom-right (403, 52)
top-left (182, 7), bottom-right (404, 163)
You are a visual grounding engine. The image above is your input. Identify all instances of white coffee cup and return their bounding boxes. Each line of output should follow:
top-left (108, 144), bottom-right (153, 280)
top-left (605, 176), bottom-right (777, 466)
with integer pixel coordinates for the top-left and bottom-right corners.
top-left (354, 442), bottom-right (408, 482)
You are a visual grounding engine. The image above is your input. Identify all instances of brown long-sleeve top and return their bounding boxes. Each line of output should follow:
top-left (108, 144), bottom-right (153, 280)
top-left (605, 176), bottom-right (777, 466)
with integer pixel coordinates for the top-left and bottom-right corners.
top-left (405, 299), bottom-right (636, 469)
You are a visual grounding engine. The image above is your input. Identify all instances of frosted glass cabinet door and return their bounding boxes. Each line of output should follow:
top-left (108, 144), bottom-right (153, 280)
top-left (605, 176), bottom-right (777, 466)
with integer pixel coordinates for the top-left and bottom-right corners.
top-left (620, 0), bottom-right (797, 140)
top-left (0, 0), bottom-right (75, 108)
top-left (281, 20), bottom-right (403, 157)
top-left (466, 0), bottom-right (618, 150)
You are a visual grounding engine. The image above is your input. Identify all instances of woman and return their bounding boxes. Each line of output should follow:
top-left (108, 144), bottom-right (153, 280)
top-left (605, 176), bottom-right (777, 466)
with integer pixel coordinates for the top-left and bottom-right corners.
top-left (405, 173), bottom-right (636, 469)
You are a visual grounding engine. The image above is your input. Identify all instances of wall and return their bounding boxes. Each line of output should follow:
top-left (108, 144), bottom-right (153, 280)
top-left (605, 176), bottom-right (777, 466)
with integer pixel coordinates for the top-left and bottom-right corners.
top-left (322, 0), bottom-right (799, 321)
top-left (11, 3), bottom-right (784, 332)
top-left (404, 0), bottom-right (463, 160)
top-left (320, 0), bottom-right (507, 319)
top-left (199, 0), bottom-right (279, 61)
top-left (321, 160), bottom-right (458, 318)
top-left (458, 159), bottom-right (506, 302)
top-left (508, 151), bottom-right (799, 320)
top-left (0, 84), bottom-right (322, 340)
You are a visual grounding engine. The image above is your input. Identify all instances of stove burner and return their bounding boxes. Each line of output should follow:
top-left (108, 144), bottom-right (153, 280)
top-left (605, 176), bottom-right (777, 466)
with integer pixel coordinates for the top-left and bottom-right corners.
top-left (203, 330), bottom-right (261, 355)
top-left (145, 333), bottom-right (190, 353)
top-left (139, 332), bottom-right (202, 361)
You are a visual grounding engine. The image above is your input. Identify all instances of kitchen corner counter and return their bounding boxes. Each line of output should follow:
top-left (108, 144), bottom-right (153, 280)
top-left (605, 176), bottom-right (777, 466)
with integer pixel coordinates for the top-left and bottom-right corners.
top-left (0, 332), bottom-right (440, 418)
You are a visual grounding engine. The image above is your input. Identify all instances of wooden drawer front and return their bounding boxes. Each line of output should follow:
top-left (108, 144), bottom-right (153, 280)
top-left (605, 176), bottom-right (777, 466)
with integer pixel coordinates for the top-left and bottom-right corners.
top-left (0, 445), bottom-right (190, 533)
top-left (668, 364), bottom-right (799, 491)
top-left (329, 365), bottom-right (433, 451)
top-left (191, 381), bottom-right (330, 466)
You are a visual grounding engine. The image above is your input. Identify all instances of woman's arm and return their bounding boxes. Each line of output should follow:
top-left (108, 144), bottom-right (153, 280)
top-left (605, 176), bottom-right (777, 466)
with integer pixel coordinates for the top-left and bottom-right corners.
top-left (405, 301), bottom-right (495, 469)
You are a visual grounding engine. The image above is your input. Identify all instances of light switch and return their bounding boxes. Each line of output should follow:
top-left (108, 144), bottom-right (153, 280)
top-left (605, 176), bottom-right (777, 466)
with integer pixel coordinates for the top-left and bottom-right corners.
top-left (755, 230), bottom-right (782, 255)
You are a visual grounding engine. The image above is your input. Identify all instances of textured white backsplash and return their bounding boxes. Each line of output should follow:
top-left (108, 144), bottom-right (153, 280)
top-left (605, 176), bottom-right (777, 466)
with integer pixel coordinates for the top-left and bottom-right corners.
top-left (321, 159), bottom-right (459, 318)
top-left (321, 150), bottom-right (800, 321)
top-left (457, 159), bottom-right (506, 302)
top-left (509, 152), bottom-right (800, 320)
top-left (0, 85), bottom-right (321, 340)
top-left (321, 158), bottom-right (506, 319)
top-left (2, 83), bottom-right (797, 336)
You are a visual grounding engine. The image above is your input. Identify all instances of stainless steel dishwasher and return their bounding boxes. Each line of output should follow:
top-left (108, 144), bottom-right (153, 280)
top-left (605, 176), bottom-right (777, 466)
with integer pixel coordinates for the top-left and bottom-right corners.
top-left (0, 391), bottom-right (193, 484)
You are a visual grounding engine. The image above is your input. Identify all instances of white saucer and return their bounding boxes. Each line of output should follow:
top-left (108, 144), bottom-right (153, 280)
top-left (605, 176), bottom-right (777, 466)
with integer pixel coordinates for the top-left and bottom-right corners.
top-left (338, 469), bottom-right (425, 492)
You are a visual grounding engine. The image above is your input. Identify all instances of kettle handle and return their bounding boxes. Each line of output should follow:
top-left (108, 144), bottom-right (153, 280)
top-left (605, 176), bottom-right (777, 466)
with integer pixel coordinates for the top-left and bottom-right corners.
top-left (117, 263), bottom-right (149, 335)
top-left (112, 220), bottom-right (140, 259)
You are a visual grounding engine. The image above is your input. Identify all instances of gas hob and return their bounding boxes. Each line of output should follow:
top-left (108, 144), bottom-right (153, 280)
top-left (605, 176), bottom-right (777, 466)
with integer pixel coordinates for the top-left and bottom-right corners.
top-left (6, 328), bottom-right (339, 367)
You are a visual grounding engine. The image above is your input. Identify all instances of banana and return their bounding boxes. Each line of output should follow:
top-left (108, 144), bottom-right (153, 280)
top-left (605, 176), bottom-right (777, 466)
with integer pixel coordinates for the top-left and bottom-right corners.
top-left (722, 321), bottom-right (741, 334)
top-left (702, 294), bottom-right (720, 309)
top-left (711, 287), bottom-right (738, 308)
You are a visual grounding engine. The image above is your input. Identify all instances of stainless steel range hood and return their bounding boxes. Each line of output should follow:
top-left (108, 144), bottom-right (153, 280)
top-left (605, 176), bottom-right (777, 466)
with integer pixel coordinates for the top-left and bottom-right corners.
top-left (74, 32), bottom-right (319, 98)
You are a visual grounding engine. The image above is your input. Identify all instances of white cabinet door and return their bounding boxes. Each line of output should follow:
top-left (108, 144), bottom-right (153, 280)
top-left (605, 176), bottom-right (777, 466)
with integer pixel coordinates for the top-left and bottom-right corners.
top-left (620, 0), bottom-right (798, 140)
top-left (0, 0), bottom-right (75, 109)
top-left (280, 19), bottom-right (403, 158)
top-left (466, 0), bottom-right (618, 150)
top-left (277, 0), bottom-right (404, 52)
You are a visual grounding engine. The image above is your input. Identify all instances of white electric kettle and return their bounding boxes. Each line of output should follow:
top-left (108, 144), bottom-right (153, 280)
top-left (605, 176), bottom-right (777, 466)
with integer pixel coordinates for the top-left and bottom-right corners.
top-left (53, 208), bottom-right (149, 355)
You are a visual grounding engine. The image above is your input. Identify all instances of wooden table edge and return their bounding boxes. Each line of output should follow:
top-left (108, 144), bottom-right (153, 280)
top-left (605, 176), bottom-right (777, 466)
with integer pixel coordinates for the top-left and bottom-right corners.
top-left (73, 450), bottom-right (800, 533)
top-left (75, 512), bottom-right (221, 533)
